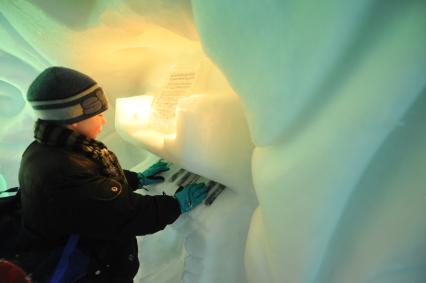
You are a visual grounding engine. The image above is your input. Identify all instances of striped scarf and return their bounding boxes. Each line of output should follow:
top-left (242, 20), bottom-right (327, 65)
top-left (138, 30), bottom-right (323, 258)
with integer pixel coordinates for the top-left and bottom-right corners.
top-left (34, 119), bottom-right (127, 184)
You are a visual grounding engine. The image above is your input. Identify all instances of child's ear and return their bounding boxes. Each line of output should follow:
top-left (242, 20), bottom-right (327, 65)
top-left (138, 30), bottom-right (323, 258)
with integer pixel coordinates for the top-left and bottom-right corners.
top-left (69, 123), bottom-right (78, 129)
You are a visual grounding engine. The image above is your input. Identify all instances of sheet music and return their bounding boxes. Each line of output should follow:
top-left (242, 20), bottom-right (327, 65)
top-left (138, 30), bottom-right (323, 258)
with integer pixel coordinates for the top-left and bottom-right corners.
top-left (152, 69), bottom-right (197, 121)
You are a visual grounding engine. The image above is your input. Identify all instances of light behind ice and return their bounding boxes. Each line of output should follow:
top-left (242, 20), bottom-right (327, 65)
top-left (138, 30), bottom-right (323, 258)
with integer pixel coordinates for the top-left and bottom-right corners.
top-left (1, 1), bottom-right (426, 283)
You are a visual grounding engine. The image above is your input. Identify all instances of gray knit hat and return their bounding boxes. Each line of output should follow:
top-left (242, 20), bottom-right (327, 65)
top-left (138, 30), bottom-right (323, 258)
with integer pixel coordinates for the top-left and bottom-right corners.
top-left (27, 66), bottom-right (108, 124)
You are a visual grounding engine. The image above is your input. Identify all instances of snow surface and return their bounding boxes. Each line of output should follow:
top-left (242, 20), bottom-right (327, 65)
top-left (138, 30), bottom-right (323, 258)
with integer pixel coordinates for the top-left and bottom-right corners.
top-left (1, 1), bottom-right (426, 283)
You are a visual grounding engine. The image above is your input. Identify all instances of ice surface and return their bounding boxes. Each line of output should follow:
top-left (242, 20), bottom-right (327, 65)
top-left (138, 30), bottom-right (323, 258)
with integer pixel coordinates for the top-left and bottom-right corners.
top-left (192, 2), bottom-right (426, 282)
top-left (116, 91), bottom-right (255, 195)
top-left (1, 1), bottom-right (426, 283)
top-left (128, 154), bottom-right (256, 283)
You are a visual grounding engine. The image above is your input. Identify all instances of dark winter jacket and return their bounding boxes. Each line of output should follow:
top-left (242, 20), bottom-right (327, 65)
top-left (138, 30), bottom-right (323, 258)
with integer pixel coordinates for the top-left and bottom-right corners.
top-left (17, 140), bottom-right (181, 282)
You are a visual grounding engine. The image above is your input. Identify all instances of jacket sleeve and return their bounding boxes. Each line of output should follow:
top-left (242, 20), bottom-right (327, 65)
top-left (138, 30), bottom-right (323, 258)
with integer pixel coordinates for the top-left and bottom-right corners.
top-left (123, 169), bottom-right (141, 191)
top-left (49, 162), bottom-right (181, 240)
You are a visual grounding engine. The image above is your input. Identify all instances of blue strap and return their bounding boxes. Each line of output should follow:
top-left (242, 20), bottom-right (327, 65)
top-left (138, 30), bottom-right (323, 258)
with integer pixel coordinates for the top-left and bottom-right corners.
top-left (49, 234), bottom-right (80, 283)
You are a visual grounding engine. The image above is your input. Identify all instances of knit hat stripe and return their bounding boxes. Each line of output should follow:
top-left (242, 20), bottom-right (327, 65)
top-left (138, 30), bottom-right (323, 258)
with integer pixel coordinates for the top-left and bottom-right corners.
top-left (29, 84), bottom-right (100, 106)
top-left (33, 103), bottom-right (85, 122)
top-left (31, 89), bottom-right (108, 123)
top-left (31, 88), bottom-right (106, 110)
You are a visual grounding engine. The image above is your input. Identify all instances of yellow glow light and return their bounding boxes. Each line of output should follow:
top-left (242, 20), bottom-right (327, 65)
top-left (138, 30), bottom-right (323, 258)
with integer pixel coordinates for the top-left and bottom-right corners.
top-left (116, 95), bottom-right (154, 126)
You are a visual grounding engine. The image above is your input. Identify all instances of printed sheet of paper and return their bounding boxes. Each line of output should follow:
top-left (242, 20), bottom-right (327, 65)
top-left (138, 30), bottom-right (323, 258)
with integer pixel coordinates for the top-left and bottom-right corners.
top-left (152, 67), bottom-right (197, 121)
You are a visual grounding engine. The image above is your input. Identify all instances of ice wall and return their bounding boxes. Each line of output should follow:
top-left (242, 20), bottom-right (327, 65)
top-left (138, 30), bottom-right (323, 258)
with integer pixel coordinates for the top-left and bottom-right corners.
top-left (1, 1), bottom-right (426, 283)
top-left (192, 1), bottom-right (426, 283)
top-left (115, 65), bottom-right (258, 283)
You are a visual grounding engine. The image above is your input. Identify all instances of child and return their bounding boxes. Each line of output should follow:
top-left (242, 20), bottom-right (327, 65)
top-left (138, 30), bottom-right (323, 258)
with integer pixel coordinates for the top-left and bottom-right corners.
top-left (17, 66), bottom-right (208, 282)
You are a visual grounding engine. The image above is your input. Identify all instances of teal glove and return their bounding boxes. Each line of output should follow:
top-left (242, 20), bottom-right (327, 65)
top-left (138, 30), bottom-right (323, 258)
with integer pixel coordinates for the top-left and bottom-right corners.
top-left (138, 160), bottom-right (170, 186)
top-left (174, 183), bottom-right (208, 213)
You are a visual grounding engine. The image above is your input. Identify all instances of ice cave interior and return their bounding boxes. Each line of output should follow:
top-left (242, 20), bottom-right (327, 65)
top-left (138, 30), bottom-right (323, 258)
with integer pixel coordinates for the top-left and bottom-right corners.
top-left (1, 1), bottom-right (426, 282)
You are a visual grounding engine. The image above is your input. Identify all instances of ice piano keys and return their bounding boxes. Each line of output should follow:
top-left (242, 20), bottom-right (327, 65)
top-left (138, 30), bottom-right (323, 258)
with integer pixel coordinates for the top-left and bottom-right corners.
top-left (140, 159), bottom-right (226, 206)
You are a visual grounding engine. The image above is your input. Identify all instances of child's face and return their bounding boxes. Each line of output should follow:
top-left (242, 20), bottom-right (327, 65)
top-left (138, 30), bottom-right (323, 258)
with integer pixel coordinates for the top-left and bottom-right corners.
top-left (69, 113), bottom-right (107, 139)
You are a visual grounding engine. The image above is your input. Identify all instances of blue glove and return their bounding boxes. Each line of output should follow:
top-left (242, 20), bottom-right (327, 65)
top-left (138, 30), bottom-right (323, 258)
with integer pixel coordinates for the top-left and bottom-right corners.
top-left (174, 183), bottom-right (208, 213)
top-left (138, 160), bottom-right (170, 186)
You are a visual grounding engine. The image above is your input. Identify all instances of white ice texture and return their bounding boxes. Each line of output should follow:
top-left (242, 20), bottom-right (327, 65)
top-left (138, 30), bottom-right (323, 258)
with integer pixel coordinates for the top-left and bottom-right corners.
top-left (1, 1), bottom-right (426, 283)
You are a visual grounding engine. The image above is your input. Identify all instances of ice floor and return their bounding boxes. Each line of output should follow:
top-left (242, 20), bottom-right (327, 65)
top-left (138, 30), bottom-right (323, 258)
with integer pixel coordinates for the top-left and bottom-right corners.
top-left (1, 1), bottom-right (426, 283)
